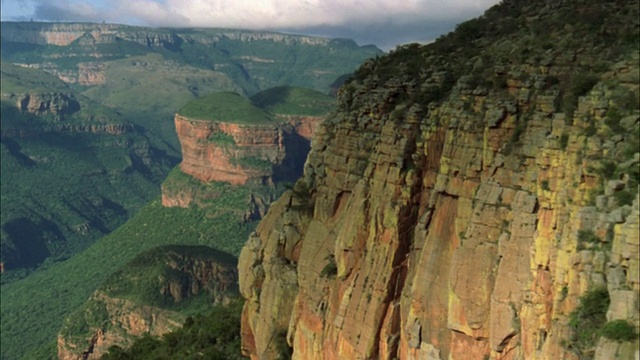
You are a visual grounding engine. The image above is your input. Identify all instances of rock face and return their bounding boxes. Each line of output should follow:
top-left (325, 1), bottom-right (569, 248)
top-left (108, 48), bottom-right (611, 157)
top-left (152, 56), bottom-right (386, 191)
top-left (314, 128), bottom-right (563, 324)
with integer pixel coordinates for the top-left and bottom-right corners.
top-left (57, 292), bottom-right (184, 360)
top-left (162, 114), bottom-right (322, 207)
top-left (238, 1), bottom-right (640, 359)
top-left (0, 90), bottom-right (133, 136)
top-left (57, 246), bottom-right (239, 360)
top-left (173, 114), bottom-right (286, 185)
top-left (15, 92), bottom-right (80, 116)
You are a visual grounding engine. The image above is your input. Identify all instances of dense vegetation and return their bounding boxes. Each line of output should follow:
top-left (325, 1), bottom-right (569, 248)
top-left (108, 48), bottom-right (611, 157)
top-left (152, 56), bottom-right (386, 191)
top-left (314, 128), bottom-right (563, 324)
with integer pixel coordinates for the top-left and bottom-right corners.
top-left (0, 191), bottom-right (262, 359)
top-left (343, 0), bottom-right (639, 115)
top-left (565, 287), bottom-right (638, 356)
top-left (178, 86), bottom-right (335, 124)
top-left (178, 92), bottom-right (273, 124)
top-left (0, 21), bottom-right (374, 360)
top-left (100, 301), bottom-right (246, 360)
top-left (0, 63), bottom-right (178, 276)
top-left (58, 245), bottom-right (240, 357)
top-left (100, 245), bottom-right (238, 308)
top-left (251, 86), bottom-right (335, 116)
top-left (566, 288), bottom-right (611, 358)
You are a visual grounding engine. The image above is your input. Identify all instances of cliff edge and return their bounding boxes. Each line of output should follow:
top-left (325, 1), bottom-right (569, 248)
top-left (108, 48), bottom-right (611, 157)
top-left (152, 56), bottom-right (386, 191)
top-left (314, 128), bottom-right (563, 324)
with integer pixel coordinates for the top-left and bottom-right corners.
top-left (238, 1), bottom-right (640, 359)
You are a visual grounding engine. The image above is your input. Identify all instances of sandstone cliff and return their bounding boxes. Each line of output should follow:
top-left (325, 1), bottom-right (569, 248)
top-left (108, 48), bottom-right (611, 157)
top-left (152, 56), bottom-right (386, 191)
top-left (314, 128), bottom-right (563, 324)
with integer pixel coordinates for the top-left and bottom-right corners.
top-left (57, 245), bottom-right (239, 360)
top-left (238, 1), bottom-right (640, 359)
top-left (161, 89), bottom-right (330, 209)
top-left (170, 114), bottom-right (323, 186)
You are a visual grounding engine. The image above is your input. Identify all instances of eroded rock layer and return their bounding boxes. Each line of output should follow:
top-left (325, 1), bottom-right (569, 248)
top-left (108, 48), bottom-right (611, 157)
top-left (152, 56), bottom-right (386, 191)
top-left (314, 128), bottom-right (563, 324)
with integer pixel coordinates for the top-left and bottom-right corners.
top-left (163, 114), bottom-right (323, 208)
top-left (238, 1), bottom-right (640, 359)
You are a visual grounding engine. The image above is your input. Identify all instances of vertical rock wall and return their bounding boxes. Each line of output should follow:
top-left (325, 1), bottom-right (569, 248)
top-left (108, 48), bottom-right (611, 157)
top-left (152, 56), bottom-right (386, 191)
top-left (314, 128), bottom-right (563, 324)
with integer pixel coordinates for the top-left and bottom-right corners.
top-left (238, 29), bottom-right (640, 360)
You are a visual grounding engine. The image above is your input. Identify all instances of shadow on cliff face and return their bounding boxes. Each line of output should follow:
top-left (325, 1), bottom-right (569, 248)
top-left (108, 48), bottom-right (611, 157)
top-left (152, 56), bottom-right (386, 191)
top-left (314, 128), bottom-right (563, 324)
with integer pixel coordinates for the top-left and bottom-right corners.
top-left (273, 129), bottom-right (310, 184)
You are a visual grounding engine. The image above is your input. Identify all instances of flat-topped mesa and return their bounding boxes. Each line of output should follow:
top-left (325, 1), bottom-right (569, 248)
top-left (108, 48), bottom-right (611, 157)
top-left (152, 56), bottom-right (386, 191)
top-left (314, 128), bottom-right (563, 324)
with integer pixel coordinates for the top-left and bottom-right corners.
top-left (175, 115), bottom-right (286, 185)
top-left (164, 88), bottom-right (334, 209)
top-left (251, 86), bottom-right (335, 141)
top-left (173, 88), bottom-right (334, 185)
top-left (174, 92), bottom-right (286, 186)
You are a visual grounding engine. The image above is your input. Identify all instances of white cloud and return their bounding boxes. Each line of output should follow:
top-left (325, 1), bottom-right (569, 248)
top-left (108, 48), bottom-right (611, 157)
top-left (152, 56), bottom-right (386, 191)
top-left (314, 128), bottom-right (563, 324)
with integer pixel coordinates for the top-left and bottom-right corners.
top-left (1, 0), bottom-right (501, 49)
top-left (149, 0), bottom-right (495, 29)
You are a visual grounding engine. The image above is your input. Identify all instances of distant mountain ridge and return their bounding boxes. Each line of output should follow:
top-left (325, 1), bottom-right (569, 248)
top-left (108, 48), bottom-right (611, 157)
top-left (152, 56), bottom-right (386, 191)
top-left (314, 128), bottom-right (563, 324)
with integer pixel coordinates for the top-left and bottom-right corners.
top-left (0, 22), bottom-right (359, 47)
top-left (0, 21), bottom-right (381, 95)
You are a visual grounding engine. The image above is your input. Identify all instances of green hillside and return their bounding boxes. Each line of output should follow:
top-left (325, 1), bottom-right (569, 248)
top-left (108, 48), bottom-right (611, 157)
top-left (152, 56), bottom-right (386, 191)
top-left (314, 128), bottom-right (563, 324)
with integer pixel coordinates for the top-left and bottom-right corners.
top-left (251, 86), bottom-right (335, 116)
top-left (177, 92), bottom-right (273, 124)
top-left (1, 61), bottom-right (68, 93)
top-left (177, 86), bottom-right (335, 124)
top-left (1, 181), bottom-right (273, 359)
top-left (98, 245), bottom-right (238, 307)
top-left (0, 63), bottom-right (178, 276)
top-left (0, 21), bottom-right (377, 360)
top-left (100, 301), bottom-right (246, 360)
top-left (58, 245), bottom-right (240, 359)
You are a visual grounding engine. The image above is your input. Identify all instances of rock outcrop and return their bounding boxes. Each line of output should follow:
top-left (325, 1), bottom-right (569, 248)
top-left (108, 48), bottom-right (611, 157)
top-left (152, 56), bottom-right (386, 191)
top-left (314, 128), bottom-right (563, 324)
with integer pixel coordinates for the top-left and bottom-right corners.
top-left (57, 245), bottom-right (239, 360)
top-left (173, 114), bottom-right (286, 185)
top-left (0, 91), bottom-right (133, 137)
top-left (238, 1), bottom-right (640, 359)
top-left (173, 114), bottom-right (323, 185)
top-left (162, 89), bottom-right (330, 208)
top-left (16, 92), bottom-right (80, 116)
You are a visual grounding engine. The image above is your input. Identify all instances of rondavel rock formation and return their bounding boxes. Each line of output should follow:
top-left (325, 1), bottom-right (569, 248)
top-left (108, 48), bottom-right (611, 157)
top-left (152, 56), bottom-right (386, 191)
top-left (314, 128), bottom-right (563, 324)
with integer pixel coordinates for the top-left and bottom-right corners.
top-left (238, 0), bottom-right (640, 359)
top-left (162, 92), bottom-right (327, 209)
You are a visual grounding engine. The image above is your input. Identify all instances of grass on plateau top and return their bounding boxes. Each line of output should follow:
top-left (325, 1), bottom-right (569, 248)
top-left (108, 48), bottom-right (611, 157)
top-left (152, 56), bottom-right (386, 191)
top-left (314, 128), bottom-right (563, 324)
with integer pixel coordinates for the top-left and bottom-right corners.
top-left (177, 92), bottom-right (273, 124)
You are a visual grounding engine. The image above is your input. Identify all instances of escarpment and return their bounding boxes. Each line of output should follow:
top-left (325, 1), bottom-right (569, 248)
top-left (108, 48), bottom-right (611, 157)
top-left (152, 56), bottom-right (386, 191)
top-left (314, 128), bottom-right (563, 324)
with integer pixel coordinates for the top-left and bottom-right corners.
top-left (1, 22), bottom-right (381, 94)
top-left (238, 1), bottom-right (640, 359)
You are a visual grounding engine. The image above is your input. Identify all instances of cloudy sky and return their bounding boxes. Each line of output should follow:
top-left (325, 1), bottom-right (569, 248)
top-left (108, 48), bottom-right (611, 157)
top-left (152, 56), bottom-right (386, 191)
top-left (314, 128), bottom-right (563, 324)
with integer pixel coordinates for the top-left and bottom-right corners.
top-left (0, 0), bottom-right (500, 50)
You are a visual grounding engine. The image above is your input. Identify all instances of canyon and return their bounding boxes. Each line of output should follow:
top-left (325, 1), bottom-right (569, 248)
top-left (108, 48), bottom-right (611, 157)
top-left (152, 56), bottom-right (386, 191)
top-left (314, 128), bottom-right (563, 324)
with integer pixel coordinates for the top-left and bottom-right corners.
top-left (56, 87), bottom-right (333, 359)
